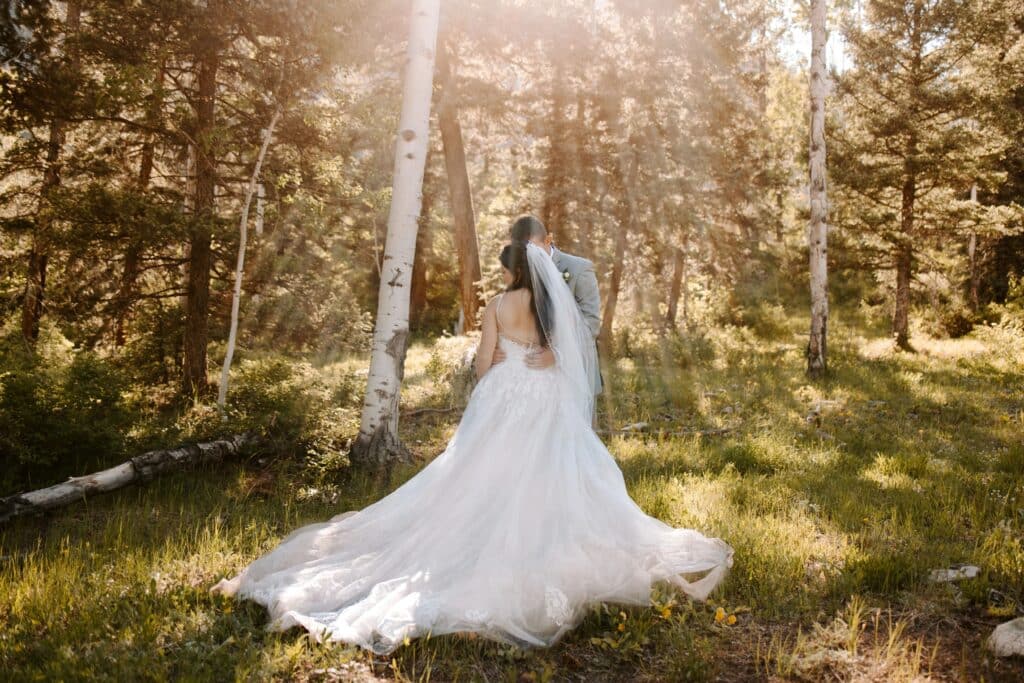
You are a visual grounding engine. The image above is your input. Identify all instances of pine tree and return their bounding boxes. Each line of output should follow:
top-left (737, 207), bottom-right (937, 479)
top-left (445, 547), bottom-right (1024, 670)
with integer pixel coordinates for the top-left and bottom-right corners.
top-left (833, 0), bottom-right (1008, 349)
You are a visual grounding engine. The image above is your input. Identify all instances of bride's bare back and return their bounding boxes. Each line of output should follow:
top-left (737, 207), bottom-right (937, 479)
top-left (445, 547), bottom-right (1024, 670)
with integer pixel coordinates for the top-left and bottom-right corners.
top-left (496, 289), bottom-right (541, 346)
top-left (474, 289), bottom-right (541, 378)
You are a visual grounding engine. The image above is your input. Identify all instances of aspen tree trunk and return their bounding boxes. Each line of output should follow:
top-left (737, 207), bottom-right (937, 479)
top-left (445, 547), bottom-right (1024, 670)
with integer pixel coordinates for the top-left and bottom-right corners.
top-left (437, 45), bottom-right (482, 331)
top-left (807, 0), bottom-right (829, 376)
top-left (255, 183), bottom-right (265, 235)
top-left (217, 107), bottom-right (282, 409)
top-left (351, 0), bottom-right (440, 467)
top-left (21, 0), bottom-right (81, 342)
top-left (182, 25), bottom-right (221, 398)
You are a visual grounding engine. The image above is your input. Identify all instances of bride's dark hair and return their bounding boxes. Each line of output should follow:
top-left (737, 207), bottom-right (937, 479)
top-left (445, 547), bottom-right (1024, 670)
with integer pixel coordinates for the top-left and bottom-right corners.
top-left (500, 241), bottom-right (551, 347)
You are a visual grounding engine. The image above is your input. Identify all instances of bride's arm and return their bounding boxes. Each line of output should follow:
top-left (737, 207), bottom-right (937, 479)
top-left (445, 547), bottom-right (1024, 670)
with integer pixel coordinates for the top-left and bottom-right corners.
top-left (474, 299), bottom-right (499, 380)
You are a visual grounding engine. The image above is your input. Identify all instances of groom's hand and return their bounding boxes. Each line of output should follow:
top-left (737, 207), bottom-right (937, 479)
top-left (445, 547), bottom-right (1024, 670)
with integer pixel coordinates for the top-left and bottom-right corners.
top-left (525, 347), bottom-right (555, 369)
top-left (492, 347), bottom-right (507, 365)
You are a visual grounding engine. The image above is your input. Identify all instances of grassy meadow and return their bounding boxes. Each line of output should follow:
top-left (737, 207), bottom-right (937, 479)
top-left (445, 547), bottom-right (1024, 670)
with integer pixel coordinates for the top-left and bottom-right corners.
top-left (2, 306), bottom-right (1023, 682)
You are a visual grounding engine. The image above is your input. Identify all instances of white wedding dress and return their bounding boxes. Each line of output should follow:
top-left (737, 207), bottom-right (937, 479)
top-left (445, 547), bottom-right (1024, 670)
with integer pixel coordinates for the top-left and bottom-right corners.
top-left (212, 245), bottom-right (733, 654)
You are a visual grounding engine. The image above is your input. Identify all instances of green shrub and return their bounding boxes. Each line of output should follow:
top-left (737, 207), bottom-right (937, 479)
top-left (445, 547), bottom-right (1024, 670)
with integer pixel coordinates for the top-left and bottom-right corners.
top-left (0, 331), bottom-right (131, 493)
top-left (939, 305), bottom-right (978, 338)
top-left (667, 329), bottom-right (715, 369)
top-left (218, 356), bottom-right (360, 477)
top-left (745, 302), bottom-right (792, 340)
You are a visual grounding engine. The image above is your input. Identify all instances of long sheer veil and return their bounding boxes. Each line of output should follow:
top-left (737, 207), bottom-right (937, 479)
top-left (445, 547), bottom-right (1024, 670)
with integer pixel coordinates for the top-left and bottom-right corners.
top-left (526, 242), bottom-right (600, 420)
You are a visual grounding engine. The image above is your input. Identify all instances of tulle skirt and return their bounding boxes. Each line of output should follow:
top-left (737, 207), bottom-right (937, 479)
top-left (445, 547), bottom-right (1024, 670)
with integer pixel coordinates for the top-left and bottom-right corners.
top-left (212, 340), bottom-right (733, 654)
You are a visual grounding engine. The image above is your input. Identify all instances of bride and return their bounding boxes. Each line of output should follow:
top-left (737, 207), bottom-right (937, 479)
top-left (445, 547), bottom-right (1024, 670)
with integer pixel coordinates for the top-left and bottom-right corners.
top-left (212, 238), bottom-right (733, 654)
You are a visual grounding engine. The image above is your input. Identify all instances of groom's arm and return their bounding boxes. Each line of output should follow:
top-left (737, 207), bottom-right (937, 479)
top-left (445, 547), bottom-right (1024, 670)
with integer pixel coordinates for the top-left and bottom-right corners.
top-left (575, 263), bottom-right (602, 338)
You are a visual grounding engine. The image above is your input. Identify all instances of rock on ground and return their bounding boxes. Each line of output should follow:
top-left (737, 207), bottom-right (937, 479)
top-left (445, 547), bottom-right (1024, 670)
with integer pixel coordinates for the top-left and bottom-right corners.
top-left (988, 617), bottom-right (1024, 658)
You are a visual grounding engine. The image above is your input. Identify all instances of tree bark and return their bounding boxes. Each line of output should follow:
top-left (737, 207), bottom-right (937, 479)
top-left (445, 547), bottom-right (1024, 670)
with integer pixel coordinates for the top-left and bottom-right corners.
top-left (351, 0), bottom-right (440, 467)
top-left (217, 106), bottom-right (282, 409)
top-left (600, 213), bottom-right (628, 348)
top-left (892, 12), bottom-right (924, 352)
top-left (807, 0), bottom-right (829, 377)
top-left (183, 27), bottom-right (221, 398)
top-left (893, 173), bottom-right (916, 350)
top-left (572, 93), bottom-right (596, 260)
top-left (437, 45), bottom-right (482, 332)
top-left (968, 184), bottom-right (980, 312)
top-left (666, 246), bottom-right (685, 328)
top-left (598, 108), bottom-right (638, 350)
top-left (21, 0), bottom-right (81, 342)
top-left (410, 155), bottom-right (434, 330)
top-left (0, 434), bottom-right (257, 523)
top-left (681, 242), bottom-right (689, 328)
top-left (115, 65), bottom-right (165, 347)
top-left (542, 66), bottom-right (571, 247)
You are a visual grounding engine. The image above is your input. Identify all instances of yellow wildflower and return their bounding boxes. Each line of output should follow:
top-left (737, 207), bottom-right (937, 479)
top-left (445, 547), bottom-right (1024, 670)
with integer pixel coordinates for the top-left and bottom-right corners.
top-left (714, 607), bottom-right (726, 623)
top-left (727, 614), bottom-right (737, 625)
top-left (617, 623), bottom-right (625, 632)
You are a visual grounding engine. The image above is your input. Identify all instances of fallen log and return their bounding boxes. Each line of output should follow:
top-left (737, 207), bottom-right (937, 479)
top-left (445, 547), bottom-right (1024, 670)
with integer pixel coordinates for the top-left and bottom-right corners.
top-left (403, 406), bottom-right (460, 417)
top-left (0, 433), bottom-right (258, 524)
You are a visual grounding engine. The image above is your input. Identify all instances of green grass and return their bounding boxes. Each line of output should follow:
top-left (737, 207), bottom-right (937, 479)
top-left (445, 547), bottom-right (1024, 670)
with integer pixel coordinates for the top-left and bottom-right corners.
top-left (2, 311), bottom-right (1024, 681)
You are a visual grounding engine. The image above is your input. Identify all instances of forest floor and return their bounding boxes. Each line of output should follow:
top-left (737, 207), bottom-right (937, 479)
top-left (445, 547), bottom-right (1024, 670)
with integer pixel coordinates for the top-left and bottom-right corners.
top-left (2, 310), bottom-right (1024, 681)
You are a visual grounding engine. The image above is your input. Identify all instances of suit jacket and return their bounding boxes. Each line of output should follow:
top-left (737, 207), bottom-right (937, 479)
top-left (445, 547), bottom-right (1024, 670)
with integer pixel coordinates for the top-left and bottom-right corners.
top-left (551, 247), bottom-right (603, 394)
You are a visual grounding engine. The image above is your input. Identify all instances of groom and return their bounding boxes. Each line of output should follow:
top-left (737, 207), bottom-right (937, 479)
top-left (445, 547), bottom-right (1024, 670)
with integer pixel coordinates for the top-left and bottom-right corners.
top-left (494, 215), bottom-right (602, 393)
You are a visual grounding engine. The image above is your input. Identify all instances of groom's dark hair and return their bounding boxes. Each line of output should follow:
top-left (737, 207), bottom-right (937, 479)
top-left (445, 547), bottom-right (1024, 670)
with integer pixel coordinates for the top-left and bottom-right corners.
top-left (510, 214), bottom-right (547, 242)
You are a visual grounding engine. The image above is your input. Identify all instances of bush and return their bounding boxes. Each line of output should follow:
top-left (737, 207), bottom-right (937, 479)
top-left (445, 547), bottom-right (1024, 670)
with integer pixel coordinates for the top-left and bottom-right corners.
top-left (0, 330), bottom-right (131, 493)
top-left (744, 302), bottom-right (792, 340)
top-left (939, 306), bottom-right (978, 338)
top-left (218, 356), bottom-right (361, 478)
top-left (666, 329), bottom-right (716, 369)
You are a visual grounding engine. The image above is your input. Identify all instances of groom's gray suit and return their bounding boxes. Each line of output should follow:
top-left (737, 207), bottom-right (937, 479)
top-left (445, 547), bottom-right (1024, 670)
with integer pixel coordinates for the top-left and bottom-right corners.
top-left (551, 246), bottom-right (603, 393)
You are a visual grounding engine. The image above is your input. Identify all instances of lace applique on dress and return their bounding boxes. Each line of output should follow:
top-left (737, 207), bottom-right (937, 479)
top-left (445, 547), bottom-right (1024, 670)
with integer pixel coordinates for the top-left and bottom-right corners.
top-left (464, 608), bottom-right (489, 623)
top-left (544, 587), bottom-right (571, 625)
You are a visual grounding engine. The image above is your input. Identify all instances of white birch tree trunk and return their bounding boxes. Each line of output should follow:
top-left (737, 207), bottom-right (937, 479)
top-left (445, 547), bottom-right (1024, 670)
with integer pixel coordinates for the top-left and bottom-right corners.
top-left (217, 106), bottom-right (282, 409)
top-left (807, 0), bottom-right (829, 377)
top-left (351, 0), bottom-right (441, 466)
top-left (255, 182), bottom-right (265, 236)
